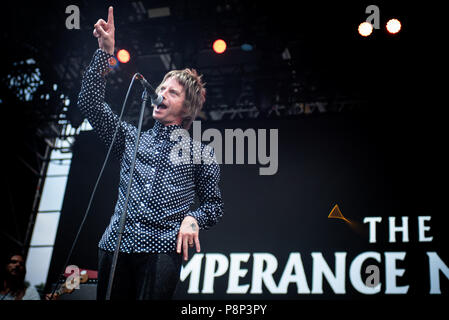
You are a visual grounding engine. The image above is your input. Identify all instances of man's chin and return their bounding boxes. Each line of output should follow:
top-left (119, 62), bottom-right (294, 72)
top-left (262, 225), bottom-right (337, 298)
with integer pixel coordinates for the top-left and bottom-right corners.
top-left (152, 114), bottom-right (170, 125)
top-left (152, 112), bottom-right (163, 121)
top-left (152, 113), bottom-right (181, 126)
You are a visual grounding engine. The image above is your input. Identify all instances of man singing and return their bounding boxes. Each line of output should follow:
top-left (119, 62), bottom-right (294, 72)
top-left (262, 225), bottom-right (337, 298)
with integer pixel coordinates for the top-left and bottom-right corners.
top-left (77, 7), bottom-right (224, 300)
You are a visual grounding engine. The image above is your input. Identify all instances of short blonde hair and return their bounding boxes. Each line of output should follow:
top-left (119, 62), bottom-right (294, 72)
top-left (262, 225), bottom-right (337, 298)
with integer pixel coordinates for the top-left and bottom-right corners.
top-left (156, 68), bottom-right (206, 130)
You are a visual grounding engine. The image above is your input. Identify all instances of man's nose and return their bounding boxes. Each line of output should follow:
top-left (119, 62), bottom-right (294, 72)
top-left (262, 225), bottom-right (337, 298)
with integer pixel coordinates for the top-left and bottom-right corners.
top-left (160, 88), bottom-right (168, 99)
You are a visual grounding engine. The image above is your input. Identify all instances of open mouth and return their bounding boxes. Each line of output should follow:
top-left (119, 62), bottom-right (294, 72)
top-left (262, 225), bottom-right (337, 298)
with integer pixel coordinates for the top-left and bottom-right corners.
top-left (155, 103), bottom-right (168, 110)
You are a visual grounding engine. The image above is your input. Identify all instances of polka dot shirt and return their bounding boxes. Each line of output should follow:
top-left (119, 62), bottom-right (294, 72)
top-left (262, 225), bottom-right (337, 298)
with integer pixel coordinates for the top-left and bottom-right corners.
top-left (77, 49), bottom-right (224, 253)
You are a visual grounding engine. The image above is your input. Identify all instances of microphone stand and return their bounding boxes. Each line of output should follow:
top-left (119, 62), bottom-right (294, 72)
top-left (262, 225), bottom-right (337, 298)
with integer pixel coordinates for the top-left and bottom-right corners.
top-left (105, 88), bottom-right (149, 300)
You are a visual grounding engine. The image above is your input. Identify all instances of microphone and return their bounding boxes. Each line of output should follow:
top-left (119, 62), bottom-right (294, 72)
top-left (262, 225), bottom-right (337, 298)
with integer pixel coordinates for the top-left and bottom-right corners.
top-left (135, 73), bottom-right (164, 106)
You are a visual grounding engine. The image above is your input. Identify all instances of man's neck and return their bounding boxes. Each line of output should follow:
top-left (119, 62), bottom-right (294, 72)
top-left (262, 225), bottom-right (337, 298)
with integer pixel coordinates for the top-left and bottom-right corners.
top-left (159, 119), bottom-right (182, 127)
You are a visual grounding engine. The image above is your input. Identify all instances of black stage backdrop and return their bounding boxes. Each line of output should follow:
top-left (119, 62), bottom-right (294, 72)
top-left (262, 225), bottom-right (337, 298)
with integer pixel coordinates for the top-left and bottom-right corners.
top-left (46, 111), bottom-right (447, 300)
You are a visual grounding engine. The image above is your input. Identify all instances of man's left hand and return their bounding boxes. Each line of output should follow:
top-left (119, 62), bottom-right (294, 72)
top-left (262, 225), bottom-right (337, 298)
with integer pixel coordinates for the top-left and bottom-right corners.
top-left (176, 216), bottom-right (201, 261)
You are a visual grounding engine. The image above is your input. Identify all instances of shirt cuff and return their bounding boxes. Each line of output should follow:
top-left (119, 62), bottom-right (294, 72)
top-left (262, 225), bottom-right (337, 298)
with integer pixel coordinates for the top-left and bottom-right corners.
top-left (89, 49), bottom-right (116, 76)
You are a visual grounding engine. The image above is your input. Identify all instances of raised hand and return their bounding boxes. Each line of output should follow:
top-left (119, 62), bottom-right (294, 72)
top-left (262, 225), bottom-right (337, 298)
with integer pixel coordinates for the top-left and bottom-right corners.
top-left (93, 6), bottom-right (115, 55)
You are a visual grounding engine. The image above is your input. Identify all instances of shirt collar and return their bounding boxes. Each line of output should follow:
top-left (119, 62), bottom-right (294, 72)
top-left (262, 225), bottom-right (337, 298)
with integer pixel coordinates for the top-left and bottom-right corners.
top-left (152, 120), bottom-right (183, 139)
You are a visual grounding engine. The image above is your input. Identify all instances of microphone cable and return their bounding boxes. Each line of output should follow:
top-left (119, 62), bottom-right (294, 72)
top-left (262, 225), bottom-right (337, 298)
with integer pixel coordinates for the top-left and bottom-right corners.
top-left (50, 73), bottom-right (140, 299)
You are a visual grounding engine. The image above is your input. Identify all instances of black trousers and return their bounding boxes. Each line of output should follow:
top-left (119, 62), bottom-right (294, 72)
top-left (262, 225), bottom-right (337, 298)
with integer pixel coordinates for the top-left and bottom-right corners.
top-left (97, 248), bottom-right (182, 300)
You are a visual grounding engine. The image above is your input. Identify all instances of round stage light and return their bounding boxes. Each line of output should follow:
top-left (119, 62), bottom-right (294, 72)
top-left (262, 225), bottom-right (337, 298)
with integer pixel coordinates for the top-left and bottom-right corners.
top-left (386, 19), bottom-right (401, 34)
top-left (358, 22), bottom-right (373, 37)
top-left (117, 49), bottom-right (130, 63)
top-left (213, 39), bottom-right (227, 54)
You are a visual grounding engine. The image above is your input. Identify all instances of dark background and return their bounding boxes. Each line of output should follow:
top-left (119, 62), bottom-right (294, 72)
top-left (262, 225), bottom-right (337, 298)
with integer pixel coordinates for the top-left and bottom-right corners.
top-left (48, 113), bottom-right (447, 299)
top-left (0, 0), bottom-right (446, 308)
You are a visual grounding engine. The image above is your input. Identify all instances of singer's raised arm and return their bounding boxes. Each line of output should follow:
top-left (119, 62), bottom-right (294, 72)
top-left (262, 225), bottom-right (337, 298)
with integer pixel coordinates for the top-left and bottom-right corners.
top-left (77, 49), bottom-right (135, 159)
top-left (77, 6), bottom-right (135, 158)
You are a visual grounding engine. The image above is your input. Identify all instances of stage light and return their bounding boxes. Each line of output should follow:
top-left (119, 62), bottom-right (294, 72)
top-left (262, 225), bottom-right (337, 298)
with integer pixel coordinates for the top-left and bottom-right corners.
top-left (117, 49), bottom-right (130, 63)
top-left (386, 18), bottom-right (401, 34)
top-left (358, 22), bottom-right (373, 37)
top-left (241, 43), bottom-right (253, 52)
top-left (213, 39), bottom-right (227, 54)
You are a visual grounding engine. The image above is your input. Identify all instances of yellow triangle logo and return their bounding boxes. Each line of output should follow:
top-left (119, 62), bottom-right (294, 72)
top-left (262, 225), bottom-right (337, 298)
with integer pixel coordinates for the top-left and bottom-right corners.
top-left (328, 204), bottom-right (351, 224)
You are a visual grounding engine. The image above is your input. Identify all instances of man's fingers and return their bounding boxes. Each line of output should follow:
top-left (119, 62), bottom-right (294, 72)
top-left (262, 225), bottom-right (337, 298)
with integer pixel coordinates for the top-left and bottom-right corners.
top-left (94, 19), bottom-right (107, 28)
top-left (93, 29), bottom-right (99, 38)
top-left (194, 235), bottom-right (201, 253)
top-left (176, 234), bottom-right (182, 254)
top-left (94, 25), bottom-right (108, 37)
top-left (183, 237), bottom-right (189, 261)
top-left (107, 6), bottom-right (114, 26)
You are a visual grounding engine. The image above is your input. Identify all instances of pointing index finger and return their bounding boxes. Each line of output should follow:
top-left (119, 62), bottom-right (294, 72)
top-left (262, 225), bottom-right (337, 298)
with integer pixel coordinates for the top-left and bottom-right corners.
top-left (107, 6), bottom-right (114, 26)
